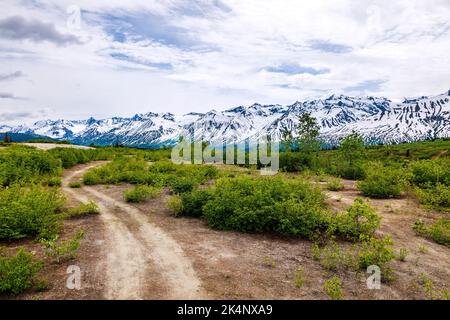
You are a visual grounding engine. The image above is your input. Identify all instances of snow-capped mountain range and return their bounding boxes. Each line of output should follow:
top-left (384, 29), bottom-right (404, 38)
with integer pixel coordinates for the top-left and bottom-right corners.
top-left (3, 90), bottom-right (450, 147)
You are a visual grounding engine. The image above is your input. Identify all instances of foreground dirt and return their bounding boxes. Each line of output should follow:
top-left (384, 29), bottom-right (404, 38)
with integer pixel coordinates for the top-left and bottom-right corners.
top-left (2, 163), bottom-right (448, 300)
top-left (63, 162), bottom-right (205, 299)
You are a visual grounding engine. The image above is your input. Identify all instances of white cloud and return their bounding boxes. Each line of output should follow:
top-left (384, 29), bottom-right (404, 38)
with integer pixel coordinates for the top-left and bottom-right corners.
top-left (0, 0), bottom-right (449, 125)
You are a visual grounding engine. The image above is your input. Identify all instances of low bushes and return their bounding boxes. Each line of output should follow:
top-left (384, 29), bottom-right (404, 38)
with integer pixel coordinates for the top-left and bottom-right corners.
top-left (124, 185), bottom-right (161, 203)
top-left (166, 195), bottom-right (183, 215)
top-left (357, 235), bottom-right (395, 270)
top-left (202, 175), bottom-right (329, 237)
top-left (69, 181), bottom-right (81, 188)
top-left (48, 148), bottom-right (91, 169)
top-left (0, 248), bottom-right (43, 295)
top-left (414, 183), bottom-right (450, 212)
top-left (335, 161), bottom-right (366, 180)
top-left (312, 235), bottom-right (395, 278)
top-left (41, 229), bottom-right (84, 263)
top-left (177, 189), bottom-right (213, 217)
top-left (311, 241), bottom-right (358, 271)
top-left (408, 159), bottom-right (450, 187)
top-left (408, 159), bottom-right (450, 211)
top-left (66, 201), bottom-right (99, 218)
top-left (0, 146), bottom-right (61, 186)
top-left (0, 184), bottom-right (65, 240)
top-left (324, 276), bottom-right (343, 300)
top-left (326, 177), bottom-right (344, 191)
top-left (332, 198), bottom-right (381, 239)
top-left (46, 177), bottom-right (62, 187)
top-left (83, 157), bottom-right (149, 185)
top-left (279, 152), bottom-right (316, 172)
top-left (357, 162), bottom-right (405, 198)
top-left (413, 219), bottom-right (450, 246)
top-left (167, 176), bottom-right (197, 194)
top-left (172, 176), bottom-right (382, 240)
top-left (83, 158), bottom-right (218, 193)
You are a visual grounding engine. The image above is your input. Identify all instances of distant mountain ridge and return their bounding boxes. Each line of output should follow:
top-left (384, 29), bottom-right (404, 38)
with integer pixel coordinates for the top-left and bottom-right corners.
top-left (2, 90), bottom-right (450, 147)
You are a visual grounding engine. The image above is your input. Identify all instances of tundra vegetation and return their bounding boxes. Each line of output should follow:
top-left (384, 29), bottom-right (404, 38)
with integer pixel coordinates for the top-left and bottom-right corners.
top-left (0, 145), bottom-right (171, 294)
top-left (0, 132), bottom-right (448, 297)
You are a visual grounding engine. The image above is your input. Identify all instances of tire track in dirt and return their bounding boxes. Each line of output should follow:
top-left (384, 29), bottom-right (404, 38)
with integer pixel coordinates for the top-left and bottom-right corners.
top-left (62, 162), bottom-right (206, 300)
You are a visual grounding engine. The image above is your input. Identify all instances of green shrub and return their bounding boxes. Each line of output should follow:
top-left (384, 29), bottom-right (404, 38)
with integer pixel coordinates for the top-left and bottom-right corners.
top-left (357, 235), bottom-right (395, 270)
top-left (82, 158), bottom-right (217, 191)
top-left (41, 229), bottom-right (84, 263)
top-left (335, 133), bottom-right (367, 180)
top-left (167, 176), bottom-right (197, 194)
top-left (82, 171), bottom-right (100, 185)
top-left (66, 201), bottom-right (99, 218)
top-left (83, 157), bottom-right (149, 185)
top-left (324, 276), bottom-right (343, 300)
top-left (0, 248), bottom-right (43, 295)
top-left (166, 195), bottom-right (183, 215)
top-left (202, 176), bottom-right (330, 238)
top-left (327, 177), bottom-right (344, 191)
top-left (292, 267), bottom-right (305, 288)
top-left (414, 183), bottom-right (450, 211)
top-left (0, 147), bottom-right (61, 186)
top-left (279, 152), bottom-right (316, 172)
top-left (124, 185), bottom-right (161, 203)
top-left (34, 278), bottom-right (49, 292)
top-left (417, 272), bottom-right (449, 300)
top-left (47, 148), bottom-right (92, 169)
top-left (69, 181), bottom-right (81, 188)
top-left (409, 159), bottom-right (450, 188)
top-left (178, 188), bottom-right (213, 217)
top-left (312, 240), bottom-right (358, 271)
top-left (398, 248), bottom-right (408, 262)
top-left (357, 162), bottom-right (405, 198)
top-left (413, 219), bottom-right (449, 246)
top-left (333, 198), bottom-right (380, 239)
top-left (46, 177), bottom-right (62, 187)
top-left (0, 184), bottom-right (64, 240)
top-left (336, 161), bottom-right (366, 180)
top-left (148, 161), bottom-right (177, 173)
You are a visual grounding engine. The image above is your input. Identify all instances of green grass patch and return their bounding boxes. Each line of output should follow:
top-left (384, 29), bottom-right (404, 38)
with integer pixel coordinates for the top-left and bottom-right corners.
top-left (0, 248), bottom-right (43, 295)
top-left (124, 185), bottom-right (162, 203)
top-left (66, 201), bottom-right (99, 218)
top-left (413, 219), bottom-right (450, 246)
top-left (0, 184), bottom-right (64, 240)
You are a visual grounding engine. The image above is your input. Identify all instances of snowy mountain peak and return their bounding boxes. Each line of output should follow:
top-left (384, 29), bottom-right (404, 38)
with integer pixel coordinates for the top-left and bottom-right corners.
top-left (3, 90), bottom-right (450, 147)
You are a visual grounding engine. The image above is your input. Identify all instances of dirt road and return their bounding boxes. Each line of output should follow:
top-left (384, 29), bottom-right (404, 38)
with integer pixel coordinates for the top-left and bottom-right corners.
top-left (57, 163), bottom-right (449, 300)
top-left (62, 162), bottom-right (206, 300)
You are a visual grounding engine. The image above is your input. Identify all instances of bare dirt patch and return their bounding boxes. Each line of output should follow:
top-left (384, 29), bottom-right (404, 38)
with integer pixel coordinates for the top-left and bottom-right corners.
top-left (63, 162), bottom-right (205, 299)
top-left (103, 180), bottom-right (449, 300)
top-left (4, 163), bottom-right (448, 300)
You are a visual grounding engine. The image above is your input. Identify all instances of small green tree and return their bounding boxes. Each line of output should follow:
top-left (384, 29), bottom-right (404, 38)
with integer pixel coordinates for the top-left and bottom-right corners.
top-left (281, 128), bottom-right (293, 152)
top-left (336, 131), bottom-right (366, 179)
top-left (339, 131), bottom-right (364, 164)
top-left (296, 113), bottom-right (320, 152)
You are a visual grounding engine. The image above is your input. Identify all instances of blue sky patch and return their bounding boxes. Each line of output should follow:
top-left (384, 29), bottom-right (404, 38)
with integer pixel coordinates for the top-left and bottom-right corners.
top-left (265, 64), bottom-right (330, 75)
top-left (100, 12), bottom-right (207, 50)
top-left (344, 79), bottom-right (386, 93)
top-left (309, 40), bottom-right (353, 54)
top-left (110, 53), bottom-right (172, 70)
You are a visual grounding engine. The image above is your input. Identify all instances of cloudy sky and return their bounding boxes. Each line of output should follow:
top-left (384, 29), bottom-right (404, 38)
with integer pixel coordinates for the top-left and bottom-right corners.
top-left (0, 0), bottom-right (449, 125)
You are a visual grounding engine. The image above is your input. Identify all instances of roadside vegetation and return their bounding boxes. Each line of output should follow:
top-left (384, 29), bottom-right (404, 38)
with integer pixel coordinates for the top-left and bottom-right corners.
top-left (0, 143), bottom-right (170, 295)
top-left (0, 129), bottom-right (449, 298)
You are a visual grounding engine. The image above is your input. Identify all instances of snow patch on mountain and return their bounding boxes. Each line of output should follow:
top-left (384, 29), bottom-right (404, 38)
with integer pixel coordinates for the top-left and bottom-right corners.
top-left (3, 91), bottom-right (450, 147)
